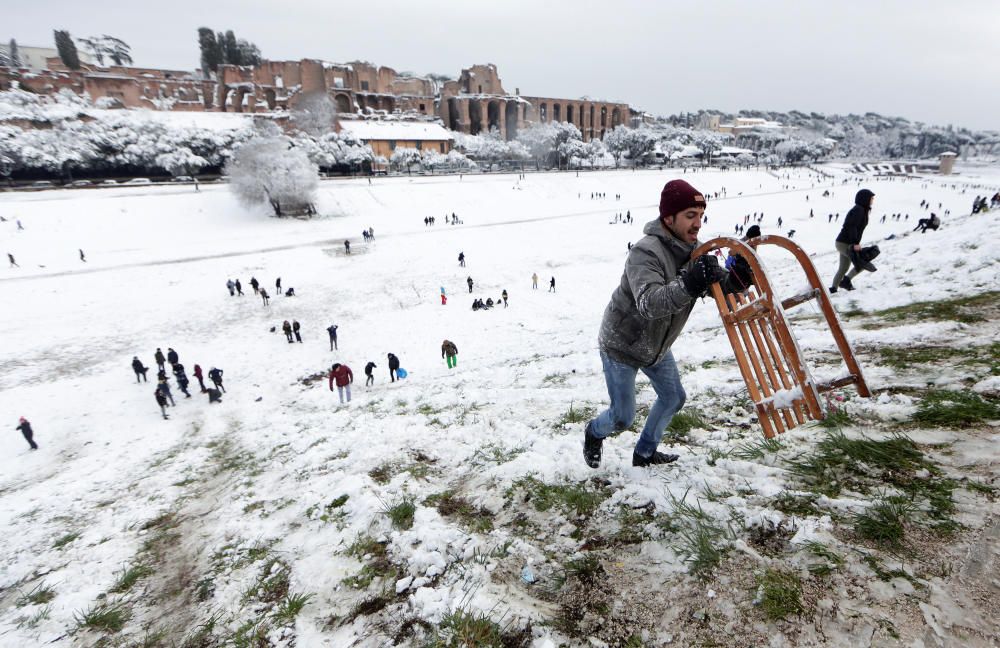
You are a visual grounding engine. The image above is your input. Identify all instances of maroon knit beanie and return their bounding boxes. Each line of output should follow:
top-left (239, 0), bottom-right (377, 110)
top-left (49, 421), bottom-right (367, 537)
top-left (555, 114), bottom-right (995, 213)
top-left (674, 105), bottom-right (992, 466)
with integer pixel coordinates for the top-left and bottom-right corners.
top-left (659, 179), bottom-right (706, 220)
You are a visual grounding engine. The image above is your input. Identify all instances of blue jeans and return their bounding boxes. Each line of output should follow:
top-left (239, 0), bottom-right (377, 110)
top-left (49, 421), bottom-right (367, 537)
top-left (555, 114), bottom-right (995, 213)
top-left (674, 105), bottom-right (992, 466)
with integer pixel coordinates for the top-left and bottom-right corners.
top-left (591, 350), bottom-right (686, 458)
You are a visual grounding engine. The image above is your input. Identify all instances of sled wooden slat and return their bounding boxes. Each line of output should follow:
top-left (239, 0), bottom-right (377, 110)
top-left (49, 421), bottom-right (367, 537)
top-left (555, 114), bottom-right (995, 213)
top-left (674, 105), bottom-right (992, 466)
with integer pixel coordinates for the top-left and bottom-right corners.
top-left (696, 235), bottom-right (870, 437)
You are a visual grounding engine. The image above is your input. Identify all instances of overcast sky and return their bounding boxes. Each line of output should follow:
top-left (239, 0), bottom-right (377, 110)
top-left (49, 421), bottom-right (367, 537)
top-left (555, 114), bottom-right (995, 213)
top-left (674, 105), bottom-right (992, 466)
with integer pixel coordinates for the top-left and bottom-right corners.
top-left (7, 0), bottom-right (1000, 130)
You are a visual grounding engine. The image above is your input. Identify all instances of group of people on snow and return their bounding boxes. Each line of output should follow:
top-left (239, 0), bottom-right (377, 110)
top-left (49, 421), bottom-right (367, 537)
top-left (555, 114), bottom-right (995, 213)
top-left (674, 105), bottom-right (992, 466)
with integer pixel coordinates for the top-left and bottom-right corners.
top-left (138, 347), bottom-right (224, 419)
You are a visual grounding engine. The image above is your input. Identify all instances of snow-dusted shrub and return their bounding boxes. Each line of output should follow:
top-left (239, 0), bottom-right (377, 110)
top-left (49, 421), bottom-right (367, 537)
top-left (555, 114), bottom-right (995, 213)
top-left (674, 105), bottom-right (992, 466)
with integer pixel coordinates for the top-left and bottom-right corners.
top-left (225, 136), bottom-right (318, 217)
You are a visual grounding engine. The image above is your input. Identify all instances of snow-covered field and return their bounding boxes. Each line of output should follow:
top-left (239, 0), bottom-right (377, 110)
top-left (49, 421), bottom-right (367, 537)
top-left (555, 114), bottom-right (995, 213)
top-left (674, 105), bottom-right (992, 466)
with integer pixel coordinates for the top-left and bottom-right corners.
top-left (1, 165), bottom-right (998, 647)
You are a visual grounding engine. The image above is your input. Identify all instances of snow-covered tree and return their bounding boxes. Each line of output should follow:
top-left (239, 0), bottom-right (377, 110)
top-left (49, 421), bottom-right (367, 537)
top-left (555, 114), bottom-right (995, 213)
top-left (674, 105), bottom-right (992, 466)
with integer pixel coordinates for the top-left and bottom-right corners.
top-left (624, 128), bottom-right (658, 167)
top-left (155, 147), bottom-right (208, 177)
top-left (225, 136), bottom-right (318, 217)
top-left (290, 93), bottom-right (337, 137)
top-left (197, 28), bottom-right (222, 74)
top-left (603, 125), bottom-right (629, 167)
top-left (389, 147), bottom-right (422, 173)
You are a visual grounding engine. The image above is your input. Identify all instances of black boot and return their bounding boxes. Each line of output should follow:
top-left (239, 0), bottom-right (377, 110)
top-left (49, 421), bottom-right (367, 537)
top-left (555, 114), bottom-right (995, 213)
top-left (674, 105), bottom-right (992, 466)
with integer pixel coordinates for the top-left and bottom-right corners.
top-left (583, 422), bottom-right (603, 469)
top-left (838, 277), bottom-right (855, 291)
top-left (632, 450), bottom-right (679, 467)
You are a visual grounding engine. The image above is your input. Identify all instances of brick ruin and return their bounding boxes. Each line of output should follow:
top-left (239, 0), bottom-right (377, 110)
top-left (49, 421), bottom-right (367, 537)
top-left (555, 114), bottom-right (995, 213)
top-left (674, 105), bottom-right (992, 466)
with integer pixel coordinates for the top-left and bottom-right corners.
top-left (0, 58), bottom-right (635, 142)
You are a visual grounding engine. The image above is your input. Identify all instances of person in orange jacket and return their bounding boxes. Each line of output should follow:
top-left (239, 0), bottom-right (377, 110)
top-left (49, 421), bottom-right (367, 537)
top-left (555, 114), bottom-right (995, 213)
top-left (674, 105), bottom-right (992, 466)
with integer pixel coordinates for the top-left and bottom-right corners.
top-left (328, 363), bottom-right (354, 403)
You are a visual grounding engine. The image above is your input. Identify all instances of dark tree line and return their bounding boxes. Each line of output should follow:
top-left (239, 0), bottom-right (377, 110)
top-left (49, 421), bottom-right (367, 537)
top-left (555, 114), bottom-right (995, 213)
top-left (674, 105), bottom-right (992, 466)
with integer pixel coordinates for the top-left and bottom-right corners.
top-left (197, 28), bottom-right (261, 74)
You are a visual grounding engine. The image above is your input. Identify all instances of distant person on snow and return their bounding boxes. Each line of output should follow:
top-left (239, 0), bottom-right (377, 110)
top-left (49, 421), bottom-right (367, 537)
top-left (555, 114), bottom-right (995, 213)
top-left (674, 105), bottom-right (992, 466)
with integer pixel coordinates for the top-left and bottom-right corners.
top-left (167, 348), bottom-right (179, 367)
top-left (155, 390), bottom-right (170, 419)
top-left (208, 367), bottom-right (225, 392)
top-left (292, 320), bottom-right (302, 343)
top-left (830, 189), bottom-right (874, 293)
top-left (8, 253), bottom-right (18, 268)
top-left (260, 288), bottom-right (270, 306)
top-left (458, 252), bottom-right (465, 267)
top-left (16, 417), bottom-right (38, 450)
top-left (584, 179), bottom-right (754, 469)
top-left (132, 356), bottom-right (148, 382)
top-left (364, 361), bottom-right (376, 386)
top-left (344, 240), bottom-right (351, 255)
top-left (235, 279), bottom-right (243, 295)
top-left (79, 249), bottom-right (86, 262)
top-left (532, 272), bottom-right (538, 289)
top-left (442, 340), bottom-right (458, 369)
top-left (549, 276), bottom-right (556, 292)
top-left (327, 324), bottom-right (339, 350)
top-left (914, 213), bottom-right (940, 233)
top-left (193, 364), bottom-right (206, 392)
top-left (173, 363), bottom-right (192, 398)
top-left (157, 375), bottom-right (176, 406)
top-left (501, 289), bottom-right (508, 307)
top-left (227, 279), bottom-right (235, 296)
top-left (276, 277), bottom-right (282, 293)
top-left (285, 287), bottom-right (295, 297)
top-left (467, 276), bottom-right (474, 293)
top-left (154, 348), bottom-right (166, 372)
top-left (250, 277), bottom-right (260, 295)
top-left (329, 363), bottom-right (354, 403)
top-left (283, 320), bottom-right (294, 343)
top-left (207, 387), bottom-right (223, 403)
top-left (387, 353), bottom-right (400, 382)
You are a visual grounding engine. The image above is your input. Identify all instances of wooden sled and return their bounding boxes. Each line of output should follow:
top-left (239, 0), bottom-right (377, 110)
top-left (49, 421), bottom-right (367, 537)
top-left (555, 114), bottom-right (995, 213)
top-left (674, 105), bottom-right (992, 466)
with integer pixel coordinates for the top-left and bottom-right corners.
top-left (691, 235), bottom-right (870, 438)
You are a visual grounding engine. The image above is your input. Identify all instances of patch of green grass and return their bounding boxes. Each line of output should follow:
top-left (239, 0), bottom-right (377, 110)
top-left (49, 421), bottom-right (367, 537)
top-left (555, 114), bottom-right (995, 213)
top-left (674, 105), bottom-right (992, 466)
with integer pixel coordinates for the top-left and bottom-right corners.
top-left (874, 291), bottom-right (998, 325)
top-left (563, 554), bottom-right (604, 585)
top-left (668, 409), bottom-right (708, 435)
top-left (510, 476), bottom-right (612, 518)
top-left (668, 491), bottom-right (732, 579)
top-left (417, 403), bottom-right (444, 416)
top-left (426, 490), bottom-right (494, 533)
top-left (272, 592), bottom-right (313, 625)
top-left (772, 491), bottom-right (820, 517)
top-left (110, 563), bottom-right (153, 594)
top-left (613, 505), bottom-right (656, 544)
top-left (242, 558), bottom-right (291, 605)
top-left (428, 607), bottom-right (524, 648)
top-left (53, 532), bottom-right (80, 549)
top-left (385, 498), bottom-right (417, 530)
top-left (732, 436), bottom-right (784, 461)
top-left (542, 373), bottom-right (568, 386)
top-left (804, 541), bottom-right (844, 576)
top-left (706, 447), bottom-right (730, 466)
top-left (555, 402), bottom-right (597, 428)
top-left (964, 479), bottom-right (997, 500)
top-left (16, 581), bottom-right (56, 607)
top-left (74, 601), bottom-right (131, 633)
top-left (878, 344), bottom-right (998, 373)
top-left (817, 408), bottom-right (852, 429)
top-left (914, 390), bottom-right (1000, 428)
top-left (756, 568), bottom-right (804, 620)
top-left (16, 604), bottom-right (51, 630)
top-left (369, 462), bottom-right (399, 485)
top-left (342, 536), bottom-right (396, 589)
top-left (471, 442), bottom-right (526, 466)
top-left (854, 498), bottom-right (912, 548)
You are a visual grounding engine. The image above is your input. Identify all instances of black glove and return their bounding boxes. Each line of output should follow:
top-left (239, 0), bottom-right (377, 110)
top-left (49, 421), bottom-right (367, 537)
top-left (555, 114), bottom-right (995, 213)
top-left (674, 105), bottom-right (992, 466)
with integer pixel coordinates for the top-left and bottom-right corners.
top-left (729, 255), bottom-right (755, 289)
top-left (682, 255), bottom-right (726, 297)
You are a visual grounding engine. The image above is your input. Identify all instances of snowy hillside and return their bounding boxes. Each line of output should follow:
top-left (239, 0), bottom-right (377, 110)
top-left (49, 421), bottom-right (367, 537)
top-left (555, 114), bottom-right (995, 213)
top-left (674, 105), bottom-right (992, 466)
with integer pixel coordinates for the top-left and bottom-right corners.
top-left (0, 165), bottom-right (998, 647)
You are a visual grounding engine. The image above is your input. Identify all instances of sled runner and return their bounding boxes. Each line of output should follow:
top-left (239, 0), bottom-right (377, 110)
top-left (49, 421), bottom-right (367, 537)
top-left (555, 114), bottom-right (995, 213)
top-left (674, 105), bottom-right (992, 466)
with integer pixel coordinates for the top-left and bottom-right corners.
top-left (692, 235), bottom-right (870, 438)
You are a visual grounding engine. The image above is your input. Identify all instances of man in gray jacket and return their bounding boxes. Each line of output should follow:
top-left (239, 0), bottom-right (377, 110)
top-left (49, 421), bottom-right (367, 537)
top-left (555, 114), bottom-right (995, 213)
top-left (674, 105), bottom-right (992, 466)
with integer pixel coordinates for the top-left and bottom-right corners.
top-left (584, 179), bottom-right (752, 468)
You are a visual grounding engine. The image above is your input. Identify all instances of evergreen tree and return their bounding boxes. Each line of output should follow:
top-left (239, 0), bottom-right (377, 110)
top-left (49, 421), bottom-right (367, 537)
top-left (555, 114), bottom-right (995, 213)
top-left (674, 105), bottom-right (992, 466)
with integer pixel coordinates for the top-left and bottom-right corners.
top-left (104, 36), bottom-right (133, 66)
top-left (236, 39), bottom-right (261, 66)
top-left (224, 30), bottom-right (239, 65)
top-left (78, 36), bottom-right (105, 65)
top-left (53, 30), bottom-right (81, 69)
top-left (216, 31), bottom-right (227, 63)
top-left (9, 39), bottom-right (20, 67)
top-left (197, 27), bottom-right (220, 74)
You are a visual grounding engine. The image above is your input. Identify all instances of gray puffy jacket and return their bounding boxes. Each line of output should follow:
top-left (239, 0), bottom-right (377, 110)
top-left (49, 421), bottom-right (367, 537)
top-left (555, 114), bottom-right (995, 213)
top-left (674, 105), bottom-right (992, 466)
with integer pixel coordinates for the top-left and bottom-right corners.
top-left (599, 219), bottom-right (699, 367)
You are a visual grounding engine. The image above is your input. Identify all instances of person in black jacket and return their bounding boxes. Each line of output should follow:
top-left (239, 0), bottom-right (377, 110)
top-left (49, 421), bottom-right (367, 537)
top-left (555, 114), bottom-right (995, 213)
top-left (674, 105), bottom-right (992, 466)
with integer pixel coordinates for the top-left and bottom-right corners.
top-left (830, 189), bottom-right (874, 293)
top-left (173, 363), bottom-right (192, 398)
top-left (292, 320), bottom-right (302, 343)
top-left (387, 353), bottom-right (400, 382)
top-left (16, 417), bottom-right (38, 450)
top-left (132, 356), bottom-right (148, 383)
top-left (154, 348), bottom-right (166, 372)
top-left (365, 361), bottom-right (376, 386)
top-left (167, 348), bottom-right (179, 367)
top-left (155, 390), bottom-right (170, 419)
top-left (208, 367), bottom-right (225, 392)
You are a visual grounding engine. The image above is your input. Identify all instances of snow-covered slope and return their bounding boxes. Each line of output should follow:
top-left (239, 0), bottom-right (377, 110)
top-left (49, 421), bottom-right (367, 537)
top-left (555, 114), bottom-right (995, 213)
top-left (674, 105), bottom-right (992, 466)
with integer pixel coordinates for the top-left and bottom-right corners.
top-left (0, 165), bottom-right (998, 646)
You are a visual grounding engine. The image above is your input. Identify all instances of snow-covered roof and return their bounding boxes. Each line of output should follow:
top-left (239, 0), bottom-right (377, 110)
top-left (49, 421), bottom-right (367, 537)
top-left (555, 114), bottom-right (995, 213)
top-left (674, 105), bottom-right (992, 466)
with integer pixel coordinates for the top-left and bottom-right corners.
top-left (939, 151), bottom-right (958, 156)
top-left (719, 146), bottom-right (755, 155)
top-left (338, 119), bottom-right (452, 141)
